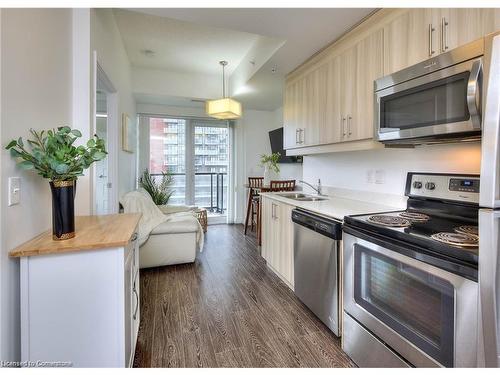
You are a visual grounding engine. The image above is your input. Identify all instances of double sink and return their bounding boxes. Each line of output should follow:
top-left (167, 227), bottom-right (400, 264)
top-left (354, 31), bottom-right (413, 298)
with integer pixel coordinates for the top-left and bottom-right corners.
top-left (276, 192), bottom-right (328, 202)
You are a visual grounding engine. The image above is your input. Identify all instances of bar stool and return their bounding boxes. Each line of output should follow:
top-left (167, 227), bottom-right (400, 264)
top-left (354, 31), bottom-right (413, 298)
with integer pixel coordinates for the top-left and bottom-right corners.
top-left (244, 177), bottom-right (263, 235)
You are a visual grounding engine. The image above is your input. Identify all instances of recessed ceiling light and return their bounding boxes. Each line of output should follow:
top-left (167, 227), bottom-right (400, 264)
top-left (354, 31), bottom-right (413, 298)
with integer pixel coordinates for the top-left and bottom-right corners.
top-left (141, 49), bottom-right (155, 57)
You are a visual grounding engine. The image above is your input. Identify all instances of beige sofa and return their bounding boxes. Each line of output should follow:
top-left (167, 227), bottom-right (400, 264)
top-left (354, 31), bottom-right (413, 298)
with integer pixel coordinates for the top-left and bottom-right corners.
top-left (139, 210), bottom-right (200, 268)
top-left (120, 190), bottom-right (203, 269)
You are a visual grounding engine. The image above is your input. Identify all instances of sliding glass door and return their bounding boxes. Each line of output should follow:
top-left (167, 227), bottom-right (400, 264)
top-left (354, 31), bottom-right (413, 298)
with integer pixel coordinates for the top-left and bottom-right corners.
top-left (146, 116), bottom-right (229, 219)
top-left (193, 120), bottom-right (228, 213)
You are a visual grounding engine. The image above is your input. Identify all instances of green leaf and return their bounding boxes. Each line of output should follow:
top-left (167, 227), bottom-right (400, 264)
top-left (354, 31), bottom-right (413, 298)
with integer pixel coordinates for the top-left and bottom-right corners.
top-left (9, 148), bottom-right (22, 157)
top-left (92, 151), bottom-right (107, 161)
top-left (87, 139), bottom-right (95, 148)
top-left (5, 140), bottom-right (18, 149)
top-left (55, 163), bottom-right (70, 174)
top-left (71, 129), bottom-right (82, 137)
top-left (18, 161), bottom-right (34, 170)
top-left (17, 137), bottom-right (24, 147)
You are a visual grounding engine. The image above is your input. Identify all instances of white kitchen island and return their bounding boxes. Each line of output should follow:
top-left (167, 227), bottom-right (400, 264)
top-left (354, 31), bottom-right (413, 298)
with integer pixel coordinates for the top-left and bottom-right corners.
top-left (9, 214), bottom-right (141, 368)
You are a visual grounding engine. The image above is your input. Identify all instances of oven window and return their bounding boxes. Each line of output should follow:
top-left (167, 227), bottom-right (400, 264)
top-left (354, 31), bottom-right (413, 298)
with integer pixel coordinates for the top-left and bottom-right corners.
top-left (354, 244), bottom-right (455, 367)
top-left (380, 71), bottom-right (470, 131)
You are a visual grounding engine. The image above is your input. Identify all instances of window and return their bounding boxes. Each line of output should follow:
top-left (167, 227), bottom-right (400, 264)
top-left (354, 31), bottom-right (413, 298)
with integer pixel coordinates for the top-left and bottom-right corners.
top-left (148, 117), bottom-right (229, 215)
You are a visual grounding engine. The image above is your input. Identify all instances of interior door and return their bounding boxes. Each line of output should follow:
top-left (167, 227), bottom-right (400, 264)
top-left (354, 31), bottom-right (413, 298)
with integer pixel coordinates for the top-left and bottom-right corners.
top-left (95, 90), bottom-right (109, 215)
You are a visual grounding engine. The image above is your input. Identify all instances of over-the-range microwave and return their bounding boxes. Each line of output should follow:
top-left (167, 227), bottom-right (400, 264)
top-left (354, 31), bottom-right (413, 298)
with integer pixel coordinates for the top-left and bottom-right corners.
top-left (374, 37), bottom-right (486, 145)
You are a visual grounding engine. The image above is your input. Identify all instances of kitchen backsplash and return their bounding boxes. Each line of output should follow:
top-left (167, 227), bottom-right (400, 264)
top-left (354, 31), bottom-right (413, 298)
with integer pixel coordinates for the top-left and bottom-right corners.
top-left (302, 142), bottom-right (481, 197)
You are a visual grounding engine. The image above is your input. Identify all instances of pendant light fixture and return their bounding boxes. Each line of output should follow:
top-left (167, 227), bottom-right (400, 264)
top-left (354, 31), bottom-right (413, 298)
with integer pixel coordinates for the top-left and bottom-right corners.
top-left (206, 61), bottom-right (242, 120)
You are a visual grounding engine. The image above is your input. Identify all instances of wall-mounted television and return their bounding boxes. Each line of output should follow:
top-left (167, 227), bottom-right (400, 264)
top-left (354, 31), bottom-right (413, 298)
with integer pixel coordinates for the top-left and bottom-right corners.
top-left (269, 127), bottom-right (303, 164)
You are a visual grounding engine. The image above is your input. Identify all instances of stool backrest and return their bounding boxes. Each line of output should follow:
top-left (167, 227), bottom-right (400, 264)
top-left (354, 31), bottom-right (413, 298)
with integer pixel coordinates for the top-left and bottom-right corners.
top-left (268, 180), bottom-right (296, 192)
top-left (248, 177), bottom-right (264, 189)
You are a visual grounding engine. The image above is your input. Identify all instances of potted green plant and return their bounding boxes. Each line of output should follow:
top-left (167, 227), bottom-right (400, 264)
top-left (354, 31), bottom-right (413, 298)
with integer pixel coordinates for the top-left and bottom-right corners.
top-left (138, 168), bottom-right (174, 205)
top-left (5, 127), bottom-right (107, 240)
top-left (260, 152), bottom-right (280, 185)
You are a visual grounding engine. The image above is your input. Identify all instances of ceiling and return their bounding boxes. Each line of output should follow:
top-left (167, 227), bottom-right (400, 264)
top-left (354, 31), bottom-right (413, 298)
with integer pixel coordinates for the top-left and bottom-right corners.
top-left (115, 8), bottom-right (375, 111)
top-left (113, 9), bottom-right (260, 75)
top-left (131, 8), bottom-right (374, 76)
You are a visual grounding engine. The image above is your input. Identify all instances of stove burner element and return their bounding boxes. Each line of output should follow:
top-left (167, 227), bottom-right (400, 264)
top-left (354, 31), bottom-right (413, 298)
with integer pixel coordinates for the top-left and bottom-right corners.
top-left (399, 211), bottom-right (430, 222)
top-left (454, 225), bottom-right (479, 236)
top-left (431, 232), bottom-right (479, 247)
top-left (367, 215), bottom-right (411, 227)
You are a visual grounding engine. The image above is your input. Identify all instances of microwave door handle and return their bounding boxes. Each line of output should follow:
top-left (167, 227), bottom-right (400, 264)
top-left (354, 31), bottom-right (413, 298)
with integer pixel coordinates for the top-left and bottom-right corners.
top-left (480, 35), bottom-right (500, 208)
top-left (467, 59), bottom-right (482, 130)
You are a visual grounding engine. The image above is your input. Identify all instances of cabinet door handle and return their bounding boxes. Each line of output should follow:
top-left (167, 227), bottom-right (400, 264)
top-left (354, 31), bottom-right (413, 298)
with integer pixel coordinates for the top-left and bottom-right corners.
top-left (342, 116), bottom-right (347, 137)
top-left (271, 203), bottom-right (275, 219)
top-left (300, 129), bottom-right (305, 144)
top-left (348, 115), bottom-right (352, 136)
top-left (295, 129), bottom-right (300, 144)
top-left (428, 24), bottom-right (436, 56)
top-left (133, 286), bottom-right (139, 320)
top-left (441, 17), bottom-right (449, 52)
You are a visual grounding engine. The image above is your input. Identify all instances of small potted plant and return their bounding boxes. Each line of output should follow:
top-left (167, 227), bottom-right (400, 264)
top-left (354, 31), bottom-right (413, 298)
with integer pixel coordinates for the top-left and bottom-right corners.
top-left (260, 152), bottom-right (280, 185)
top-left (138, 168), bottom-right (174, 205)
top-left (6, 127), bottom-right (107, 240)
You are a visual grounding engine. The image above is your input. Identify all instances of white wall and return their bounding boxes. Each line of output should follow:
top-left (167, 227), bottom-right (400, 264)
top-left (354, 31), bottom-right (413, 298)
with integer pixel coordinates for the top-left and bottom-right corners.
top-left (302, 142), bottom-right (482, 197)
top-left (91, 9), bottom-right (137, 198)
top-left (234, 106), bottom-right (302, 222)
top-left (0, 9), bottom-right (73, 361)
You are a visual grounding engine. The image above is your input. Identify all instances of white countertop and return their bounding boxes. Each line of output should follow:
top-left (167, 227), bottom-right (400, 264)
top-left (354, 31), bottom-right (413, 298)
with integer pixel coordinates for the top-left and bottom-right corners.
top-left (260, 192), bottom-right (401, 221)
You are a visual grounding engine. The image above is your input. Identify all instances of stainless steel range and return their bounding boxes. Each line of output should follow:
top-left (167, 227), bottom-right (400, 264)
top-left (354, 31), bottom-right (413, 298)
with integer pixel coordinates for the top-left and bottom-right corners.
top-left (342, 172), bottom-right (480, 367)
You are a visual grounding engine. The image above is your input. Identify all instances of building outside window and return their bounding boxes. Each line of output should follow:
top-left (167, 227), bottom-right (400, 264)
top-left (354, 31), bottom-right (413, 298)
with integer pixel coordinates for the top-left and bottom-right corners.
top-left (149, 117), bottom-right (229, 214)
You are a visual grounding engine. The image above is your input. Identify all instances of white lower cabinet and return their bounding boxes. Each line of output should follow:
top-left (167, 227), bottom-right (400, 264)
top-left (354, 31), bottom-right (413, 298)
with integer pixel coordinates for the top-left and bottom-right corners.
top-left (261, 196), bottom-right (295, 289)
top-left (19, 233), bottom-right (140, 368)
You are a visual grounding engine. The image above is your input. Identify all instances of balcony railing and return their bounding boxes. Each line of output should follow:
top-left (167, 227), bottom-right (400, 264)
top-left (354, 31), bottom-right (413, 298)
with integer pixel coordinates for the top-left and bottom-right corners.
top-left (151, 172), bottom-right (227, 214)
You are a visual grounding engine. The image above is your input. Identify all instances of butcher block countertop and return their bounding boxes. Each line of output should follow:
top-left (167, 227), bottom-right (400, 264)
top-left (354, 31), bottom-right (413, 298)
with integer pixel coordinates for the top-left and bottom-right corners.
top-left (9, 213), bottom-right (141, 258)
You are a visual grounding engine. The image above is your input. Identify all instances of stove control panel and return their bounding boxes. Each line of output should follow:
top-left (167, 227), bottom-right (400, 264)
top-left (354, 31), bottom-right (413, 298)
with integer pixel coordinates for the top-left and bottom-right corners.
top-left (407, 173), bottom-right (479, 204)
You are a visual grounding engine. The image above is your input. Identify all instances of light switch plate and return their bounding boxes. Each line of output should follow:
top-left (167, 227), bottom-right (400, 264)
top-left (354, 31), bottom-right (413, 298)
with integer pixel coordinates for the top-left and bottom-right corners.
top-left (8, 177), bottom-right (21, 206)
top-left (366, 170), bottom-right (374, 183)
top-left (375, 170), bottom-right (386, 184)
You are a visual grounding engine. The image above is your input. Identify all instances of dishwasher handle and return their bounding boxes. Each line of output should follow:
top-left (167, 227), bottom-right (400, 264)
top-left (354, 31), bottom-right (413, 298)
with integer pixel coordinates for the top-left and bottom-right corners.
top-left (291, 208), bottom-right (342, 240)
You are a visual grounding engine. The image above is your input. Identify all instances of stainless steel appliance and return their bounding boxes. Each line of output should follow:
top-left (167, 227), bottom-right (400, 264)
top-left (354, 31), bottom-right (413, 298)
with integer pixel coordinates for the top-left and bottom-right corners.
top-left (477, 32), bottom-right (500, 368)
top-left (292, 208), bottom-right (342, 336)
top-left (374, 37), bottom-right (484, 144)
top-left (343, 172), bottom-right (480, 367)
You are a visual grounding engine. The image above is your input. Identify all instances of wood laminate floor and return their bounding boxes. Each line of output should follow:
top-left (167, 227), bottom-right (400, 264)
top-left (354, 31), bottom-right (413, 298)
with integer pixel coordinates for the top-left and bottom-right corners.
top-left (133, 224), bottom-right (354, 368)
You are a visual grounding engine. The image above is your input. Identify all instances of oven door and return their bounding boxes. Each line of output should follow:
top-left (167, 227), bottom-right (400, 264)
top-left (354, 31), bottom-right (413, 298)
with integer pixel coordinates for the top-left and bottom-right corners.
top-left (375, 57), bottom-right (482, 143)
top-left (343, 232), bottom-right (478, 367)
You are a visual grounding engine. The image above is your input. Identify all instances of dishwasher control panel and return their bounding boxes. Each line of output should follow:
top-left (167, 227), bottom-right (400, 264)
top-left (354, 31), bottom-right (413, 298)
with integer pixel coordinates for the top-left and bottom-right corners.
top-left (292, 209), bottom-right (342, 240)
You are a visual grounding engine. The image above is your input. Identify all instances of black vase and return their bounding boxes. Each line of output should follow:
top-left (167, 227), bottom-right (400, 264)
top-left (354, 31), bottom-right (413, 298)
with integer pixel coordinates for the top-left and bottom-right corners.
top-left (50, 180), bottom-right (76, 240)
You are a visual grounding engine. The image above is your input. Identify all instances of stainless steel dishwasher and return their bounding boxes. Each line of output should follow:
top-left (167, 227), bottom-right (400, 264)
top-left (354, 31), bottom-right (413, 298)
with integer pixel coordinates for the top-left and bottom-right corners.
top-left (292, 208), bottom-right (342, 336)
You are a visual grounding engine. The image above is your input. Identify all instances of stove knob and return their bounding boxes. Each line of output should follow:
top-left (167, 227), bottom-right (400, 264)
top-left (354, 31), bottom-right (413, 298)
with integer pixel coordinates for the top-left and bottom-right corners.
top-left (425, 182), bottom-right (436, 190)
top-left (413, 181), bottom-right (423, 189)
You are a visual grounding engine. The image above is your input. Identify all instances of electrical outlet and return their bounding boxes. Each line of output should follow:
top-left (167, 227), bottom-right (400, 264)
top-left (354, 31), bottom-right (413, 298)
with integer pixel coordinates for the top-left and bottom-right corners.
top-left (375, 170), bottom-right (385, 184)
top-left (366, 169), bottom-right (374, 183)
top-left (8, 177), bottom-right (21, 206)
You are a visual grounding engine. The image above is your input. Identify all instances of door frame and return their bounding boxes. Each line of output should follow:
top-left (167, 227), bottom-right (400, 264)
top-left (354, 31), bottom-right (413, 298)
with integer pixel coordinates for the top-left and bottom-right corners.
top-left (93, 53), bottom-right (119, 214)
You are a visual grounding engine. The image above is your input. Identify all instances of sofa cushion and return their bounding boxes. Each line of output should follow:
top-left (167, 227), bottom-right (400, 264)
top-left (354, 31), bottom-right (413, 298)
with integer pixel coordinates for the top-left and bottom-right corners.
top-left (150, 212), bottom-right (199, 235)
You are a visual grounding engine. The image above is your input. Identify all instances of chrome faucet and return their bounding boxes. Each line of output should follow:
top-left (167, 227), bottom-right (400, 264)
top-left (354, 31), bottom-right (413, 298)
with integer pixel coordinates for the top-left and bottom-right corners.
top-left (299, 179), bottom-right (323, 196)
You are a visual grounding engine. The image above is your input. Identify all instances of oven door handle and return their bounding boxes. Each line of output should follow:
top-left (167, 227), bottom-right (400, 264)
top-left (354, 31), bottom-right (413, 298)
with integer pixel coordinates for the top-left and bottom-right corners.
top-left (467, 59), bottom-right (482, 130)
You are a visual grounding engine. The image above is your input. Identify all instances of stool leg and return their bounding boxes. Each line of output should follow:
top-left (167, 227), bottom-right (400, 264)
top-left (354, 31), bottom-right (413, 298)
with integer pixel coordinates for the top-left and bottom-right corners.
top-left (257, 197), bottom-right (262, 246)
top-left (244, 188), bottom-right (253, 235)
